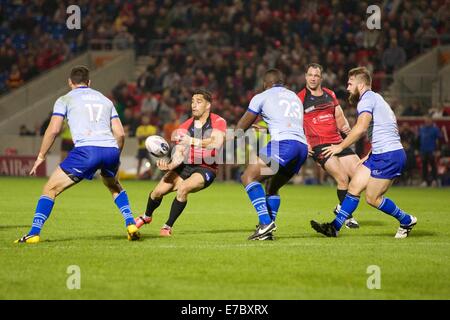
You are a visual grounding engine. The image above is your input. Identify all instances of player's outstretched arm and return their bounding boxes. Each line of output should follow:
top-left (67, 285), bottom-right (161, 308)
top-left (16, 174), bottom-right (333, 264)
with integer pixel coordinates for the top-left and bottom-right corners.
top-left (30, 115), bottom-right (64, 175)
top-left (111, 118), bottom-right (125, 152)
top-left (236, 111), bottom-right (258, 133)
top-left (323, 112), bottom-right (372, 158)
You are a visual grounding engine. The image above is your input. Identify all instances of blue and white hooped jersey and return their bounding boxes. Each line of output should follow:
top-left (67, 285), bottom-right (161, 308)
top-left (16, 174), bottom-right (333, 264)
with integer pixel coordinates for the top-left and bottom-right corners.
top-left (247, 85), bottom-right (307, 144)
top-left (357, 90), bottom-right (403, 154)
top-left (53, 87), bottom-right (119, 148)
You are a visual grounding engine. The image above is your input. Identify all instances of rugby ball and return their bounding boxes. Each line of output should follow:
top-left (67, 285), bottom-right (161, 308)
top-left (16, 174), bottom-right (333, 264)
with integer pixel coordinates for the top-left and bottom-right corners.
top-left (145, 135), bottom-right (170, 157)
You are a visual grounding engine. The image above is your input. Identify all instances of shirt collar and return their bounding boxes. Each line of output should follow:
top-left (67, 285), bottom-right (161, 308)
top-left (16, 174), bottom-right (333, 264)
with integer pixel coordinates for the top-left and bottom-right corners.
top-left (359, 89), bottom-right (372, 101)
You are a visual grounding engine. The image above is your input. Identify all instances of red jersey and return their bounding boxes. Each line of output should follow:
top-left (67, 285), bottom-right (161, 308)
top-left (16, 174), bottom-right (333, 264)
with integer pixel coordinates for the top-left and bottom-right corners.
top-left (297, 87), bottom-right (342, 148)
top-left (176, 113), bottom-right (227, 172)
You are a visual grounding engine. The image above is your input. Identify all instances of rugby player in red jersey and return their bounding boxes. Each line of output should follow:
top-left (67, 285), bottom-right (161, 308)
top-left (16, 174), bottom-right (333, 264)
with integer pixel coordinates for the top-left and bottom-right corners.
top-left (134, 89), bottom-right (227, 236)
top-left (298, 63), bottom-right (360, 228)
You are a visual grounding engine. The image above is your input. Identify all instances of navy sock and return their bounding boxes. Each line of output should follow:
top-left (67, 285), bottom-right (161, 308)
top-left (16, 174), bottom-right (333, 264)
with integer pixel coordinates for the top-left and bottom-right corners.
top-left (333, 194), bottom-right (360, 231)
top-left (145, 195), bottom-right (162, 217)
top-left (337, 189), bottom-right (347, 204)
top-left (28, 196), bottom-right (55, 235)
top-left (377, 197), bottom-right (412, 225)
top-left (245, 182), bottom-right (271, 225)
top-left (166, 198), bottom-right (187, 227)
top-left (114, 191), bottom-right (135, 226)
top-left (266, 195), bottom-right (280, 221)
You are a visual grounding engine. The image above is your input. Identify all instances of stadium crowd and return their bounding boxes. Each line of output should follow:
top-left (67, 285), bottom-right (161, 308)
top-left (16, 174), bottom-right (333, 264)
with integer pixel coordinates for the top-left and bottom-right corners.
top-left (3, 0), bottom-right (449, 184)
top-left (2, 0), bottom-right (449, 97)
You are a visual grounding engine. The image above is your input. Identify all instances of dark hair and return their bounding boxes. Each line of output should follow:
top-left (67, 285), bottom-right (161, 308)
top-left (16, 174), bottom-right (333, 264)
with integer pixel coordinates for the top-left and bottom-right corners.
top-left (305, 63), bottom-right (323, 75)
top-left (192, 89), bottom-right (212, 103)
top-left (263, 68), bottom-right (284, 85)
top-left (348, 67), bottom-right (372, 86)
top-left (70, 66), bottom-right (90, 85)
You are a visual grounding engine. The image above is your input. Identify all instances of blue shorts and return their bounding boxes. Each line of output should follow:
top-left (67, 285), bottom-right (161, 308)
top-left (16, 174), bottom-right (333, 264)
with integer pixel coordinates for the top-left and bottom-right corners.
top-left (60, 146), bottom-right (120, 181)
top-left (363, 149), bottom-right (406, 179)
top-left (260, 140), bottom-right (308, 177)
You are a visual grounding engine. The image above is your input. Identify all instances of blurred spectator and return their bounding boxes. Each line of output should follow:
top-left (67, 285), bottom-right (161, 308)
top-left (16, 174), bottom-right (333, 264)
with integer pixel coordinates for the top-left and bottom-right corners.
top-left (39, 113), bottom-right (52, 136)
top-left (19, 124), bottom-right (35, 136)
top-left (60, 122), bottom-right (74, 162)
top-left (402, 101), bottom-right (424, 116)
top-left (418, 117), bottom-right (442, 186)
top-left (112, 26), bottom-right (134, 50)
top-left (135, 115), bottom-right (158, 178)
top-left (163, 111), bottom-right (180, 143)
top-left (415, 18), bottom-right (439, 49)
top-left (382, 38), bottom-right (407, 74)
top-left (6, 64), bottom-right (24, 90)
top-left (122, 108), bottom-right (139, 137)
top-left (429, 105), bottom-right (444, 118)
top-left (400, 122), bottom-right (417, 185)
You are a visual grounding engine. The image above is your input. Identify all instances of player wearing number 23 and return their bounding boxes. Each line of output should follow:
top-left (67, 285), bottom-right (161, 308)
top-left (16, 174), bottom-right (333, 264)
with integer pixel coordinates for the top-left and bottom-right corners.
top-left (236, 69), bottom-right (308, 240)
top-left (15, 66), bottom-right (140, 243)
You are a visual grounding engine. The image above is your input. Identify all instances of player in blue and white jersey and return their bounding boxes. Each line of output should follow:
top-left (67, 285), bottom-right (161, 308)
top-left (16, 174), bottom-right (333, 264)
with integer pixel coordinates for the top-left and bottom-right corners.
top-left (236, 69), bottom-right (308, 240)
top-left (310, 67), bottom-right (417, 239)
top-left (15, 66), bottom-right (140, 243)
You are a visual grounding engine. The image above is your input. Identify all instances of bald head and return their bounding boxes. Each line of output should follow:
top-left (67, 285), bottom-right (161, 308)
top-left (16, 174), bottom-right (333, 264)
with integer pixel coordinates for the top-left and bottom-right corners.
top-left (263, 69), bottom-right (284, 90)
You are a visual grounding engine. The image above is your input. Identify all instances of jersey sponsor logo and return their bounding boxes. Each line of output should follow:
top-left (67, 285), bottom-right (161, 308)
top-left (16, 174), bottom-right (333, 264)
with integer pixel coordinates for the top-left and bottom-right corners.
top-left (72, 168), bottom-right (82, 173)
top-left (304, 106), bottom-right (316, 113)
top-left (318, 114), bottom-right (334, 121)
top-left (81, 94), bottom-right (101, 101)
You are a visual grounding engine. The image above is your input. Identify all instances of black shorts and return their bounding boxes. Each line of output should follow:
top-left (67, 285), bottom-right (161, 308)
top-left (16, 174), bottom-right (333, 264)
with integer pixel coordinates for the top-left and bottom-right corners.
top-left (312, 143), bottom-right (356, 167)
top-left (174, 164), bottom-right (216, 189)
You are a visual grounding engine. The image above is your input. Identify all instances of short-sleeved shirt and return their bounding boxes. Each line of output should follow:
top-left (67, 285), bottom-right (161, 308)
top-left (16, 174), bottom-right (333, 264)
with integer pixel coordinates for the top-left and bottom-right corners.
top-left (175, 113), bottom-right (227, 172)
top-left (136, 125), bottom-right (158, 149)
top-left (53, 87), bottom-right (119, 148)
top-left (419, 125), bottom-right (441, 153)
top-left (247, 85), bottom-right (306, 144)
top-left (298, 87), bottom-right (342, 148)
top-left (357, 90), bottom-right (403, 154)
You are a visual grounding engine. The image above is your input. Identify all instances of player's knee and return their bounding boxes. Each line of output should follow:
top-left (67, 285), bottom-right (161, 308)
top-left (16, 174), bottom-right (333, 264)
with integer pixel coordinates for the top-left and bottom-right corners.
top-left (347, 180), bottom-right (363, 197)
top-left (176, 184), bottom-right (189, 198)
top-left (365, 194), bottom-right (380, 207)
top-left (240, 172), bottom-right (250, 186)
top-left (151, 188), bottom-right (164, 199)
top-left (108, 183), bottom-right (122, 195)
top-left (241, 171), bottom-right (258, 186)
top-left (103, 177), bottom-right (121, 193)
top-left (43, 184), bottom-right (60, 198)
top-left (335, 174), bottom-right (349, 188)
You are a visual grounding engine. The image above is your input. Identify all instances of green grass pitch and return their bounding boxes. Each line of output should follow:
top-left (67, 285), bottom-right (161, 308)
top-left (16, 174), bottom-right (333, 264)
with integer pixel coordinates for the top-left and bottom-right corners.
top-left (0, 177), bottom-right (449, 300)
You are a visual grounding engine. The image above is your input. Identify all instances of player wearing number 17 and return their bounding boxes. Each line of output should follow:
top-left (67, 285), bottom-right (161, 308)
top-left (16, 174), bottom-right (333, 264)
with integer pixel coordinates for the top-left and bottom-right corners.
top-left (15, 66), bottom-right (140, 243)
